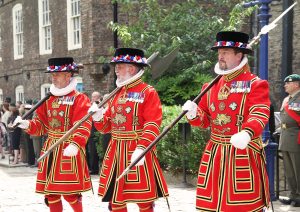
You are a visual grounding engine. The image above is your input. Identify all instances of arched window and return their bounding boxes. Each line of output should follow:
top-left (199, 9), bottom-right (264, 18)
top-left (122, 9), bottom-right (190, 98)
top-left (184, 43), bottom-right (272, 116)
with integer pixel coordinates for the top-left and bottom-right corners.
top-left (41, 83), bottom-right (51, 99)
top-left (15, 85), bottom-right (24, 103)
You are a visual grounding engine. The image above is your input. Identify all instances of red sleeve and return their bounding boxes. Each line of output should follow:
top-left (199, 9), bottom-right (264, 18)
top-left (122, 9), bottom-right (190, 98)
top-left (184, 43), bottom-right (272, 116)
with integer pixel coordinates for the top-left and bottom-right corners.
top-left (26, 101), bottom-right (48, 136)
top-left (242, 79), bottom-right (270, 138)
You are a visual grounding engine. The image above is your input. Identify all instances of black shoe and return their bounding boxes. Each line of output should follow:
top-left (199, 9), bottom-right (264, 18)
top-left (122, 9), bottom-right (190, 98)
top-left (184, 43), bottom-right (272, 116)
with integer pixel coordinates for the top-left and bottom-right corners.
top-left (291, 200), bottom-right (300, 207)
top-left (279, 198), bottom-right (292, 205)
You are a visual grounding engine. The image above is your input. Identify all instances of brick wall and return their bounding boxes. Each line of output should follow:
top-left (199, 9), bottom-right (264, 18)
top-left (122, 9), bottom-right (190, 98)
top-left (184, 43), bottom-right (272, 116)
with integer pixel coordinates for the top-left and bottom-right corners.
top-left (0, 0), bottom-right (115, 103)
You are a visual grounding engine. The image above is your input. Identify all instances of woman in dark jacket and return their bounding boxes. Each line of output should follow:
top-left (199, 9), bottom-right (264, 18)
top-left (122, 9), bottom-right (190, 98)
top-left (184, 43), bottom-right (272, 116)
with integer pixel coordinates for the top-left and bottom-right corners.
top-left (7, 103), bottom-right (21, 165)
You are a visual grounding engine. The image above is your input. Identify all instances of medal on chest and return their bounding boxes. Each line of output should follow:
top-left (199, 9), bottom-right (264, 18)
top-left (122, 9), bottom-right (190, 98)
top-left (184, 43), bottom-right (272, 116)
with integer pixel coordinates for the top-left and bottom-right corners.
top-left (288, 102), bottom-right (300, 111)
top-left (230, 81), bottom-right (251, 93)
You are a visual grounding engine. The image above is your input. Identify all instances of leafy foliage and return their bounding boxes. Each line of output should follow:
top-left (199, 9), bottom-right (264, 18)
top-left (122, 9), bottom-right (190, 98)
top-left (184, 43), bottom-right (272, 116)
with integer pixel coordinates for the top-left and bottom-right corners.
top-left (109, 0), bottom-right (255, 105)
top-left (157, 105), bottom-right (209, 174)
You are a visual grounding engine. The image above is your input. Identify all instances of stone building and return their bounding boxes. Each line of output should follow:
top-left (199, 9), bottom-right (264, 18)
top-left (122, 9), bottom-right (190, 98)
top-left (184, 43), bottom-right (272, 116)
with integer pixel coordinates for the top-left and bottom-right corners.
top-left (0, 0), bottom-right (116, 104)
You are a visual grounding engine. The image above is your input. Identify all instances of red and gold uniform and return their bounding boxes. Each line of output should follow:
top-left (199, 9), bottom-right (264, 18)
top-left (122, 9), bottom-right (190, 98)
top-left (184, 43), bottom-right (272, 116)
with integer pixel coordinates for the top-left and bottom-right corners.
top-left (188, 64), bottom-right (270, 211)
top-left (26, 90), bottom-right (92, 195)
top-left (94, 77), bottom-right (169, 207)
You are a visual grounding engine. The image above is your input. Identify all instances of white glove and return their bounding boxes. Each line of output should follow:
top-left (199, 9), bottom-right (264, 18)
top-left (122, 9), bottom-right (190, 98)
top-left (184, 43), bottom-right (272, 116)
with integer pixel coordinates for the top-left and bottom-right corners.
top-left (131, 148), bottom-right (145, 166)
top-left (88, 102), bottom-right (104, 121)
top-left (230, 130), bottom-right (251, 150)
top-left (13, 116), bottom-right (29, 129)
top-left (182, 100), bottom-right (198, 120)
top-left (63, 143), bottom-right (79, 156)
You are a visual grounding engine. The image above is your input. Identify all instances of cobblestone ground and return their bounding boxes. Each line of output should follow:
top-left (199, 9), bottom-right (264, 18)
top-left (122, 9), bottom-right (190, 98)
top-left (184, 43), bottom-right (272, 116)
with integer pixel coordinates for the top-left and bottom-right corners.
top-left (0, 164), bottom-right (298, 212)
top-left (0, 166), bottom-right (195, 212)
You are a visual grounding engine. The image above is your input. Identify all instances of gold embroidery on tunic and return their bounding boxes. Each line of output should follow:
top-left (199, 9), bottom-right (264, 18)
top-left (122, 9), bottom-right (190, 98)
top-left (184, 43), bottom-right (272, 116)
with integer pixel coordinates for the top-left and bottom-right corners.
top-left (52, 100), bottom-right (60, 108)
top-left (214, 127), bottom-right (230, 134)
top-left (219, 102), bottom-right (226, 111)
top-left (111, 106), bottom-right (115, 114)
top-left (49, 118), bottom-right (62, 128)
top-left (236, 115), bottom-right (244, 126)
top-left (117, 106), bottom-right (123, 113)
top-left (52, 110), bottom-right (57, 116)
top-left (218, 84), bottom-right (230, 100)
top-left (112, 113), bottom-right (127, 125)
top-left (133, 116), bottom-right (139, 126)
top-left (118, 97), bottom-right (127, 104)
top-left (210, 103), bottom-right (216, 112)
top-left (213, 114), bottom-right (231, 126)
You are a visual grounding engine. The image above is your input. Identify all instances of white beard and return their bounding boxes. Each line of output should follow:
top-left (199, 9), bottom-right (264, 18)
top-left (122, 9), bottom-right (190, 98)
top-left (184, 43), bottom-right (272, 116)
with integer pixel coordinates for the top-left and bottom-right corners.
top-left (116, 70), bottom-right (144, 87)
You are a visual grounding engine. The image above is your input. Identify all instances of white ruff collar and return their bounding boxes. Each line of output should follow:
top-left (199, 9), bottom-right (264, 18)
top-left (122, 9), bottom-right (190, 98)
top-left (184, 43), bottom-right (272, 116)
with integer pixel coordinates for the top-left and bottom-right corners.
top-left (50, 77), bottom-right (77, 96)
top-left (214, 56), bottom-right (248, 75)
top-left (116, 70), bottom-right (144, 88)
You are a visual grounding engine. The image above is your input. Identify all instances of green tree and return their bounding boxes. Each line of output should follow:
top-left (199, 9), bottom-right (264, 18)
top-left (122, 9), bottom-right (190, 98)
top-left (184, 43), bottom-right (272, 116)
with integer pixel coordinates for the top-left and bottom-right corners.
top-left (110, 0), bottom-right (255, 105)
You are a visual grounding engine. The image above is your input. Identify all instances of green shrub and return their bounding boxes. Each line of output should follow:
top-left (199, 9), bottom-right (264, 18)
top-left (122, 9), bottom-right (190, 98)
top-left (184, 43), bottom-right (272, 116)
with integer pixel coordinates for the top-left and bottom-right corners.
top-left (157, 105), bottom-right (209, 175)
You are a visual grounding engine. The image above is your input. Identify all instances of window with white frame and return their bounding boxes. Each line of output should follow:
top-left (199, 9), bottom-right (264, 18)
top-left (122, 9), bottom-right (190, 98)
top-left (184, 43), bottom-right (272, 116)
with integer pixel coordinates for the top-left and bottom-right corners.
top-left (38, 0), bottom-right (52, 55)
top-left (0, 89), bottom-right (3, 105)
top-left (15, 85), bottom-right (24, 103)
top-left (13, 4), bottom-right (23, 59)
top-left (41, 83), bottom-right (51, 99)
top-left (67, 0), bottom-right (81, 50)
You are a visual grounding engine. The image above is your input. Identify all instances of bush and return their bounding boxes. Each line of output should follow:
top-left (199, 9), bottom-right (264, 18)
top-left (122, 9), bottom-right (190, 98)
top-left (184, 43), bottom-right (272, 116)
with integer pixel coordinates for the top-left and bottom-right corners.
top-left (94, 105), bottom-right (209, 176)
top-left (157, 105), bottom-right (209, 175)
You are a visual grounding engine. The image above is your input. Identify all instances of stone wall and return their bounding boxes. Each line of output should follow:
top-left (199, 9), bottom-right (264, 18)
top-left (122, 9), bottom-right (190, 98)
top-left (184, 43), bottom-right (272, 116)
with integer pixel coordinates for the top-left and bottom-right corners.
top-left (268, 1), bottom-right (300, 111)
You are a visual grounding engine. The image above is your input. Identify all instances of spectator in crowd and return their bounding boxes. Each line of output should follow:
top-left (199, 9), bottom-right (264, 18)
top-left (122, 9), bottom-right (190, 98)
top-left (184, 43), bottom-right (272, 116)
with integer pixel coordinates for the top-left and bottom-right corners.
top-left (16, 101), bottom-right (23, 109)
top-left (1, 103), bottom-right (11, 152)
top-left (5, 97), bottom-right (11, 104)
top-left (22, 103), bottom-right (35, 166)
top-left (0, 112), bottom-right (7, 159)
top-left (1, 102), bottom-right (11, 127)
top-left (7, 103), bottom-right (22, 165)
top-left (86, 91), bottom-right (102, 175)
top-left (278, 74), bottom-right (300, 207)
top-left (18, 103), bottom-right (27, 163)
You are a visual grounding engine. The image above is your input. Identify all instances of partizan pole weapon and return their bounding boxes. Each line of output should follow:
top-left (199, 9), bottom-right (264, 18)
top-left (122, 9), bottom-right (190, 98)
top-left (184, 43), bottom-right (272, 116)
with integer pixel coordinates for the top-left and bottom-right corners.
top-left (116, 1), bottom-right (298, 181)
